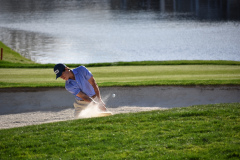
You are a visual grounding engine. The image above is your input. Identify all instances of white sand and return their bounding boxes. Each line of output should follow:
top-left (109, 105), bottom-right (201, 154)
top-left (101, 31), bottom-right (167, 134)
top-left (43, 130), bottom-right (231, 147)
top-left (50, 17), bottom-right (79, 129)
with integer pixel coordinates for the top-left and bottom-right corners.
top-left (1, 86), bottom-right (239, 129)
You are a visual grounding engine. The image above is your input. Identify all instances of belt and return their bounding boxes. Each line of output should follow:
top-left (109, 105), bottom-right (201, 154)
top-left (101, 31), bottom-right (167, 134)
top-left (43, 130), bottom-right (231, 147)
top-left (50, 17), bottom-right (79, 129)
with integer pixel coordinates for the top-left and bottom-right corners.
top-left (79, 95), bottom-right (97, 101)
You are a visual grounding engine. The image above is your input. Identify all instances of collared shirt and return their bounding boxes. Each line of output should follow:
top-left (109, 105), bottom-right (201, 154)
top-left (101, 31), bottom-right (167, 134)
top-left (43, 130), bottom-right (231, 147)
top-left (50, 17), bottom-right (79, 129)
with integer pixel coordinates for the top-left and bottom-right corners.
top-left (65, 66), bottom-right (95, 100)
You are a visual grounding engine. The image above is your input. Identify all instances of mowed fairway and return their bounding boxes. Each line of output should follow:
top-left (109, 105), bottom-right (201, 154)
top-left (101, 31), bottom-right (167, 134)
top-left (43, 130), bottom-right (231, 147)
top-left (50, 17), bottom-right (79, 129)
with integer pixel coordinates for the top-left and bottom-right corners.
top-left (0, 65), bottom-right (240, 87)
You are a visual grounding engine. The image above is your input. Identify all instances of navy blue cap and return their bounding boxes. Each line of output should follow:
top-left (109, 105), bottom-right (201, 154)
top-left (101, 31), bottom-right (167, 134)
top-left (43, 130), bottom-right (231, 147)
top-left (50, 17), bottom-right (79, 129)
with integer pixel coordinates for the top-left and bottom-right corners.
top-left (54, 63), bottom-right (66, 79)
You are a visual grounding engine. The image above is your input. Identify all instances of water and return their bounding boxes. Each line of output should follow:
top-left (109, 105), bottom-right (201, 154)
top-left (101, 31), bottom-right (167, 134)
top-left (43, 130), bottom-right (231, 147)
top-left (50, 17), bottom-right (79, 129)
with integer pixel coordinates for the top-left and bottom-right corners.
top-left (0, 0), bottom-right (240, 64)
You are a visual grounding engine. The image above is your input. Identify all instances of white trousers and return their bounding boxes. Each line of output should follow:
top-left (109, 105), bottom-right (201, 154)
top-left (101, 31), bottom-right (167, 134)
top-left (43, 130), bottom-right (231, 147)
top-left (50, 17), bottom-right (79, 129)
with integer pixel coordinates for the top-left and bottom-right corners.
top-left (73, 97), bottom-right (98, 119)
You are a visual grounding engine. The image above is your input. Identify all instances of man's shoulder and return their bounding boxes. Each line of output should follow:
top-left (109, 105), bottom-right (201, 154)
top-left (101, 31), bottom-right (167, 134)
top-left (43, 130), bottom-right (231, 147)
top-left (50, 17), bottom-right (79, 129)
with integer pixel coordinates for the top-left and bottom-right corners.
top-left (73, 65), bottom-right (89, 74)
top-left (73, 65), bottom-right (86, 71)
top-left (72, 66), bottom-right (82, 74)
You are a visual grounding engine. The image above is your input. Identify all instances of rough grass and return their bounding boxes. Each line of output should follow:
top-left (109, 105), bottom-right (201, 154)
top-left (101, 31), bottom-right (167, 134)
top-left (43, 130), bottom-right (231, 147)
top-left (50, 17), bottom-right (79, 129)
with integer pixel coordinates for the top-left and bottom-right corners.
top-left (0, 103), bottom-right (239, 159)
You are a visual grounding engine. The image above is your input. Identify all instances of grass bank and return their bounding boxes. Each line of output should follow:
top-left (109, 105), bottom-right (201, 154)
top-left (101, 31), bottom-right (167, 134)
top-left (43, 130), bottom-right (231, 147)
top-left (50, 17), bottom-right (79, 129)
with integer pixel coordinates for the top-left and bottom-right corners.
top-left (0, 41), bottom-right (35, 65)
top-left (0, 103), bottom-right (239, 159)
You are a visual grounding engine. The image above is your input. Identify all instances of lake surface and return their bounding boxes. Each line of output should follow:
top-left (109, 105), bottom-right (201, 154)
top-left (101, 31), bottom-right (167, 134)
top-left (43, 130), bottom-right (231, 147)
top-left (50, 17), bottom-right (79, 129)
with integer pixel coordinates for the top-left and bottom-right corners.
top-left (0, 0), bottom-right (240, 64)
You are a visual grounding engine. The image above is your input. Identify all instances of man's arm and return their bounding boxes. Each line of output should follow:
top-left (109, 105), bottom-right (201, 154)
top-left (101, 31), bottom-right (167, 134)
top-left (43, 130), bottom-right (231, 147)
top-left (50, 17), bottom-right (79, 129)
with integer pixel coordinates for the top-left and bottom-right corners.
top-left (88, 76), bottom-right (101, 100)
top-left (88, 76), bottom-right (106, 111)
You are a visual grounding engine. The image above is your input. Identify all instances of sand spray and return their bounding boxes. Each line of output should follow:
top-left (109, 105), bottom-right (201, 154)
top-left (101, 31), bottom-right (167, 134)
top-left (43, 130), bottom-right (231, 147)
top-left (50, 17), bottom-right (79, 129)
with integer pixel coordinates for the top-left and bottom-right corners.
top-left (78, 94), bottom-right (114, 118)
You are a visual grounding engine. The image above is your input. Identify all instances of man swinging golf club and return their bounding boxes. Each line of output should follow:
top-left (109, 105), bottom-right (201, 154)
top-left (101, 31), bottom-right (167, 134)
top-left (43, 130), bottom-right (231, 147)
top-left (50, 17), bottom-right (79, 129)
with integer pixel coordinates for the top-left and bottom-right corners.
top-left (54, 63), bottom-right (107, 118)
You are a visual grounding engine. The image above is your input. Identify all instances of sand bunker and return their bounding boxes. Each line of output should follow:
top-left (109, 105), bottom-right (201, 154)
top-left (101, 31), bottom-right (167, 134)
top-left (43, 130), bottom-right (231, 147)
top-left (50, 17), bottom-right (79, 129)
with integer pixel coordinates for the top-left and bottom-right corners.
top-left (0, 106), bottom-right (164, 129)
top-left (0, 86), bottom-right (239, 129)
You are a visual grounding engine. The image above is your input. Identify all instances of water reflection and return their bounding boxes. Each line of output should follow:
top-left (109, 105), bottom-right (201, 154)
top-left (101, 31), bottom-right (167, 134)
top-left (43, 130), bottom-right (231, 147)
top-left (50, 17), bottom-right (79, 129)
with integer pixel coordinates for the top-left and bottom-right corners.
top-left (1, 0), bottom-right (239, 21)
top-left (110, 0), bottom-right (240, 21)
top-left (0, 0), bottom-right (240, 64)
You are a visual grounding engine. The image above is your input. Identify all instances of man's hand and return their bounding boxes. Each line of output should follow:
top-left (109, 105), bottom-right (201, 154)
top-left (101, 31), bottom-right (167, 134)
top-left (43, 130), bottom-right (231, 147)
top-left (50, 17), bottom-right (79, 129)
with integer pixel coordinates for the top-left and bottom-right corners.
top-left (98, 99), bottom-right (107, 111)
top-left (76, 91), bottom-right (93, 103)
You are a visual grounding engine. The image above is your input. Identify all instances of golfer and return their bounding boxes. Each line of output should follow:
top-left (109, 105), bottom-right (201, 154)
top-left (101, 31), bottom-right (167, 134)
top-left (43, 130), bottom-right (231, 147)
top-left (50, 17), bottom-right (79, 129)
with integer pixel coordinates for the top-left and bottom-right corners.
top-left (54, 63), bottom-right (107, 118)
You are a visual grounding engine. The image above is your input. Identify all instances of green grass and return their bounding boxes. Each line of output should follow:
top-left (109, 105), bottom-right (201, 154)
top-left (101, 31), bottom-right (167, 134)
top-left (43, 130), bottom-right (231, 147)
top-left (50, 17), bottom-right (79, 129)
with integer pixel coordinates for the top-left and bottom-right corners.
top-left (0, 103), bottom-right (239, 159)
top-left (1, 60), bottom-right (240, 68)
top-left (0, 65), bottom-right (240, 88)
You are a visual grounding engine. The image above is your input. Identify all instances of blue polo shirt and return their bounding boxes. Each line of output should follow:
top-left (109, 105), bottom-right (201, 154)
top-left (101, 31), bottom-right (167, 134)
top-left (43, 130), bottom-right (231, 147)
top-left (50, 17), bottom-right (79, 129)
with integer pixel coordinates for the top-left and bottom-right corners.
top-left (65, 66), bottom-right (95, 100)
